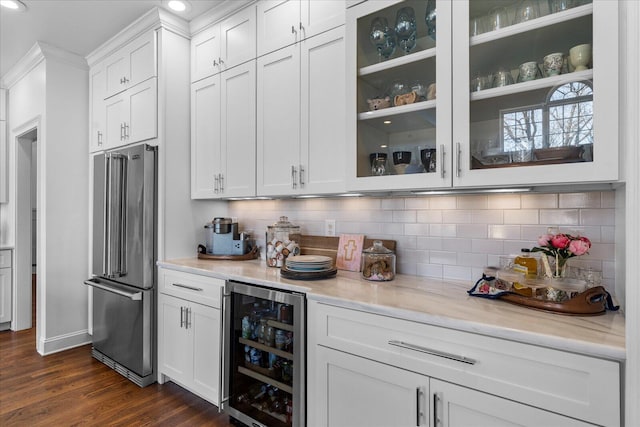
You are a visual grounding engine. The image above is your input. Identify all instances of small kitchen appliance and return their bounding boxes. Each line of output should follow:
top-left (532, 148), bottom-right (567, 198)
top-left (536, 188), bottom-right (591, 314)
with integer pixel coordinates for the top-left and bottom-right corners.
top-left (205, 217), bottom-right (248, 256)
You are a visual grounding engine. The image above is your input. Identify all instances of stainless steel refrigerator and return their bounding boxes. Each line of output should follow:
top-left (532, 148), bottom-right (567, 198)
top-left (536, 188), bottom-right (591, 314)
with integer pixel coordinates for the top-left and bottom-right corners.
top-left (84, 143), bottom-right (157, 387)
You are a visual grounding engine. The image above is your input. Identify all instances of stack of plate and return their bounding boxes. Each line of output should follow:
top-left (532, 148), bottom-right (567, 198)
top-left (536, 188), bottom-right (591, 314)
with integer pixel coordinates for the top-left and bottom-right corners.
top-left (281, 255), bottom-right (337, 280)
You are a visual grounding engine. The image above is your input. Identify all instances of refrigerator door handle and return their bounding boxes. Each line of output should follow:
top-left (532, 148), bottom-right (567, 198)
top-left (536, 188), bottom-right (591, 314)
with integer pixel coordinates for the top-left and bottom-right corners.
top-left (104, 154), bottom-right (111, 277)
top-left (219, 286), bottom-right (232, 411)
top-left (84, 279), bottom-right (142, 300)
top-left (118, 153), bottom-right (128, 276)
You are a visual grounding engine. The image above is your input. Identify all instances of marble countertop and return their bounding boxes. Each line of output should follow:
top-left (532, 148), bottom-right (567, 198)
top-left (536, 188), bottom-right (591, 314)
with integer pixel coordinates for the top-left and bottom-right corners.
top-left (158, 258), bottom-right (626, 361)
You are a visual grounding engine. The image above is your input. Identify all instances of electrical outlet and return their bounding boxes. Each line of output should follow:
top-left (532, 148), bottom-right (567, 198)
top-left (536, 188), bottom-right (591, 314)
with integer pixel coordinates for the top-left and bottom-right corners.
top-left (325, 219), bottom-right (336, 236)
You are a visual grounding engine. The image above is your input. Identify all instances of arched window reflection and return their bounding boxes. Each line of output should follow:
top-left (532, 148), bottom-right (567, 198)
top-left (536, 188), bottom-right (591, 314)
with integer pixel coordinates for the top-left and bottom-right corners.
top-left (546, 81), bottom-right (593, 148)
top-left (500, 80), bottom-right (594, 160)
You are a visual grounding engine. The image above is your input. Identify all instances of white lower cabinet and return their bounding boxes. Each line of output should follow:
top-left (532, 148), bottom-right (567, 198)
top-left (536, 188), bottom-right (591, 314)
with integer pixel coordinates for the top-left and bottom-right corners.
top-left (158, 268), bottom-right (223, 406)
top-left (307, 300), bottom-right (620, 427)
top-left (0, 249), bottom-right (12, 326)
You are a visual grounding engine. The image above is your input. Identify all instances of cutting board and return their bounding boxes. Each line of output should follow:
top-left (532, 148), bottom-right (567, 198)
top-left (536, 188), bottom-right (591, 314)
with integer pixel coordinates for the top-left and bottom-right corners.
top-left (298, 235), bottom-right (396, 265)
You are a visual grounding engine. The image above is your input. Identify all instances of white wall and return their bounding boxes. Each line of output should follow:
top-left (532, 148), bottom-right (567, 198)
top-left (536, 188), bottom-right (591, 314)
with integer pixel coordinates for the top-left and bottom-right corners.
top-left (5, 44), bottom-right (90, 353)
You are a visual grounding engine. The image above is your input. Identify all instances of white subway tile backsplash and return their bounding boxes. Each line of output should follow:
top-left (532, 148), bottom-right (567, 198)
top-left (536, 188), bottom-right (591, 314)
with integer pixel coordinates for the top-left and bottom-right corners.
top-left (381, 198), bottom-right (405, 210)
top-left (428, 196), bottom-right (456, 209)
top-left (559, 192), bottom-right (602, 208)
top-left (229, 190), bottom-right (617, 291)
top-left (405, 197), bottom-right (431, 210)
top-left (442, 238), bottom-right (471, 252)
top-left (457, 195), bottom-right (488, 210)
top-left (580, 209), bottom-right (615, 226)
top-left (442, 210), bottom-right (472, 224)
top-left (430, 251), bottom-right (458, 265)
top-left (430, 224), bottom-right (457, 237)
top-left (539, 209), bottom-right (579, 225)
top-left (522, 194), bottom-right (558, 209)
top-left (457, 224), bottom-right (488, 238)
top-left (472, 210), bottom-right (504, 224)
top-left (488, 225), bottom-right (521, 240)
top-left (417, 210), bottom-right (443, 223)
top-left (471, 238), bottom-right (504, 254)
top-left (417, 237), bottom-right (442, 250)
top-left (393, 210), bottom-right (417, 223)
top-left (488, 194), bottom-right (521, 209)
top-left (504, 209), bottom-right (539, 225)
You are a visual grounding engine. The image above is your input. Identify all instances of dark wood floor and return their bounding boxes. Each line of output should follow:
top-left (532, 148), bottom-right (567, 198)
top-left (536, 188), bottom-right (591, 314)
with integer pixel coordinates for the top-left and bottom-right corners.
top-left (0, 276), bottom-right (234, 426)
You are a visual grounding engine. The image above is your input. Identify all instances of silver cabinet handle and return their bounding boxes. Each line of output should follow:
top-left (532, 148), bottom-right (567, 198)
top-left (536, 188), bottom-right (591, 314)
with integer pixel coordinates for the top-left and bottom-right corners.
top-left (434, 392), bottom-right (443, 427)
top-left (218, 57), bottom-right (224, 66)
top-left (213, 59), bottom-right (218, 67)
top-left (439, 144), bottom-right (445, 179)
top-left (180, 306), bottom-right (185, 328)
top-left (120, 123), bottom-right (124, 140)
top-left (124, 122), bottom-right (129, 139)
top-left (97, 131), bottom-right (103, 146)
top-left (219, 173), bottom-right (224, 193)
top-left (291, 165), bottom-right (297, 189)
top-left (172, 282), bottom-right (204, 292)
top-left (456, 142), bottom-right (461, 178)
top-left (214, 174), bottom-right (219, 193)
top-left (388, 340), bottom-right (477, 365)
top-left (187, 307), bottom-right (192, 329)
top-left (299, 165), bottom-right (305, 187)
top-left (84, 279), bottom-right (142, 301)
top-left (291, 25), bottom-right (296, 34)
top-left (416, 387), bottom-right (425, 426)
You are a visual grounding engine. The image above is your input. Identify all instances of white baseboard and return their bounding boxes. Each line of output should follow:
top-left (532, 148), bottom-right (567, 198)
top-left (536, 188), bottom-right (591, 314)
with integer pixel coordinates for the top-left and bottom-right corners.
top-left (38, 329), bottom-right (91, 355)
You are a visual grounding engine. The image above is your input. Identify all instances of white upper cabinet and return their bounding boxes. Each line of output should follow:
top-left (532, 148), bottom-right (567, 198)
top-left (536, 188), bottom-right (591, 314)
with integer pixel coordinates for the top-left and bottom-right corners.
top-left (347, 0), bottom-right (452, 192)
top-left (104, 30), bottom-right (157, 98)
top-left (191, 61), bottom-right (256, 199)
top-left (347, 0), bottom-right (618, 193)
top-left (89, 64), bottom-right (106, 152)
top-left (191, 4), bottom-right (256, 83)
top-left (452, 0), bottom-right (618, 188)
top-left (104, 78), bottom-right (157, 150)
top-left (257, 0), bottom-right (345, 57)
top-left (257, 26), bottom-right (346, 197)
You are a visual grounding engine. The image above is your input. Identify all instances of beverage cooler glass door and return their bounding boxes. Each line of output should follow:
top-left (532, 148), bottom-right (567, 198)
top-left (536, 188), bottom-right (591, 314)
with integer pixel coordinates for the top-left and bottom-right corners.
top-left (222, 281), bottom-right (305, 427)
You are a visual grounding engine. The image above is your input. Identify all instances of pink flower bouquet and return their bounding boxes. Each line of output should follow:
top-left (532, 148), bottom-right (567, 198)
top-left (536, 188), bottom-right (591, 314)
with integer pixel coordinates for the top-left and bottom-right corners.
top-left (532, 232), bottom-right (591, 277)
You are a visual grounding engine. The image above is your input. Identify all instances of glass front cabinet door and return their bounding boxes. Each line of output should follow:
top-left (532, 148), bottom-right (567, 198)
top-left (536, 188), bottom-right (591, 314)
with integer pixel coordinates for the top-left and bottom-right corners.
top-left (346, 0), bottom-right (452, 192)
top-left (347, 0), bottom-right (618, 192)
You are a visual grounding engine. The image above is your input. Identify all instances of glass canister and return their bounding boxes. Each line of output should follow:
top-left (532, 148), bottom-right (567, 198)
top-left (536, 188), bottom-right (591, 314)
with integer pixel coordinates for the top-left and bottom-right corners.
top-left (361, 240), bottom-right (396, 281)
top-left (266, 216), bottom-right (301, 267)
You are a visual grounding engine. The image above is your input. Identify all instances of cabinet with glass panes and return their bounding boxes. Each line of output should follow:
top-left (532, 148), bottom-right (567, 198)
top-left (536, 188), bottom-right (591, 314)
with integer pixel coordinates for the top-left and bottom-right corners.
top-left (347, 0), bottom-right (618, 192)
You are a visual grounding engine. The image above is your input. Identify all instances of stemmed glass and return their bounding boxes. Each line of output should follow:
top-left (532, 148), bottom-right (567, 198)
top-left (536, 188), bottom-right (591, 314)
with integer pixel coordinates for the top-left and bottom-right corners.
top-left (425, 0), bottom-right (436, 40)
top-left (395, 7), bottom-right (417, 54)
top-left (369, 17), bottom-right (396, 62)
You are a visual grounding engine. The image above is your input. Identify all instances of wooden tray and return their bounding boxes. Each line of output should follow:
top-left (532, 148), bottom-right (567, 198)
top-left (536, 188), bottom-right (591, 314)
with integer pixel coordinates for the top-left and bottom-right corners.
top-left (197, 245), bottom-right (259, 261)
top-left (500, 286), bottom-right (609, 316)
top-left (280, 265), bottom-right (337, 280)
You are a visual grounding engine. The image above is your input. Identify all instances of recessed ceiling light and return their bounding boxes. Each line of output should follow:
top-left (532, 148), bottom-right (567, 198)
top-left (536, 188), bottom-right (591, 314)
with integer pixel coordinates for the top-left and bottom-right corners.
top-left (0, 0), bottom-right (27, 11)
top-left (163, 0), bottom-right (192, 13)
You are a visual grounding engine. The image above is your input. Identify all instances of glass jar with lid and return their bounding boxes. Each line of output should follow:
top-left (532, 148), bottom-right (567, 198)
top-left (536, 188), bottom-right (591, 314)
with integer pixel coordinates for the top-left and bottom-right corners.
top-left (266, 216), bottom-right (301, 267)
top-left (361, 240), bottom-right (396, 281)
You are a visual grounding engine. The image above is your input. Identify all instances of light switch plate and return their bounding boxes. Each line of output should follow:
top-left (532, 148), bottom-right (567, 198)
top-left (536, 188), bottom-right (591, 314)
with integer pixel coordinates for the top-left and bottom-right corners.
top-left (325, 219), bottom-right (336, 236)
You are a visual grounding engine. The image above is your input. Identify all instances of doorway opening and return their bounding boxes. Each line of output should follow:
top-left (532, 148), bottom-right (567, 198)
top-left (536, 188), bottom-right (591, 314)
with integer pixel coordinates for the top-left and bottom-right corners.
top-left (16, 127), bottom-right (37, 332)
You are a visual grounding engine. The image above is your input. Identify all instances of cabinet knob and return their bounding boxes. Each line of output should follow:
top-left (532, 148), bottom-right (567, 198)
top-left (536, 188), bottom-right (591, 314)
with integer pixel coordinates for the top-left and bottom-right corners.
top-left (213, 59), bottom-right (218, 67)
top-left (291, 25), bottom-right (296, 34)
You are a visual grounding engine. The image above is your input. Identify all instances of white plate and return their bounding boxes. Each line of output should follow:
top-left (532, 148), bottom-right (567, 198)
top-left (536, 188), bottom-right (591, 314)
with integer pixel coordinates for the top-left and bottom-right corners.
top-left (287, 255), bottom-right (332, 264)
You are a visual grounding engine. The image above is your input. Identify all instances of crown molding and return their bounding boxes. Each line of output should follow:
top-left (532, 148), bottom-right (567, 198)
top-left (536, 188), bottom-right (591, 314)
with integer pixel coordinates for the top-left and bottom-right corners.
top-left (190, 0), bottom-right (254, 36)
top-left (86, 7), bottom-right (190, 67)
top-left (3, 41), bottom-right (88, 89)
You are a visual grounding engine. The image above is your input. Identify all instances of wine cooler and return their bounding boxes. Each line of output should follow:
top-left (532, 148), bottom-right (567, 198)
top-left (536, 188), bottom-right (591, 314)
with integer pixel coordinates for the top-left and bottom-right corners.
top-left (222, 281), bottom-right (305, 427)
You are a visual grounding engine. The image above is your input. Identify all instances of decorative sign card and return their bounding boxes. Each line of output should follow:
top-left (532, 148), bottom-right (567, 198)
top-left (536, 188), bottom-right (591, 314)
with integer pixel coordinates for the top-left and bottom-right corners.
top-left (336, 234), bottom-right (365, 271)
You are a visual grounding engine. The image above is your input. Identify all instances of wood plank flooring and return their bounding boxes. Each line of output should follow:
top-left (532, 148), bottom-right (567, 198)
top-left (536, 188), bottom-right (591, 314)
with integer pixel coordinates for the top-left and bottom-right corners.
top-left (0, 276), bottom-right (235, 426)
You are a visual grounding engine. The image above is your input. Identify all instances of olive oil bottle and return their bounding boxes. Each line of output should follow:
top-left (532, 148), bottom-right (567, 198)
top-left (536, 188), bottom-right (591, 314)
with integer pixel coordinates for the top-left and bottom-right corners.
top-left (513, 249), bottom-right (538, 297)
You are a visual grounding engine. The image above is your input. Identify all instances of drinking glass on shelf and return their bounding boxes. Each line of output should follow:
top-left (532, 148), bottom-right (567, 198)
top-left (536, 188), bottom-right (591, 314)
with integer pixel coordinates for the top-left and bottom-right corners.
top-left (548, 0), bottom-right (574, 13)
top-left (369, 17), bottom-right (396, 61)
top-left (425, 0), bottom-right (437, 40)
top-left (514, 0), bottom-right (541, 24)
top-left (470, 15), bottom-right (486, 36)
top-left (395, 7), bottom-right (417, 54)
top-left (487, 6), bottom-right (509, 31)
